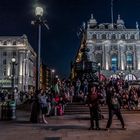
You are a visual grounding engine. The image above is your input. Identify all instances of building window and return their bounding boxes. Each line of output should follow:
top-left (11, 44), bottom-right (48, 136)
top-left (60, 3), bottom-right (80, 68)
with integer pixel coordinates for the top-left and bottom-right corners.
top-left (3, 59), bottom-right (7, 65)
top-left (111, 45), bottom-right (117, 50)
top-left (93, 34), bottom-right (96, 40)
top-left (102, 34), bottom-right (106, 39)
top-left (121, 34), bottom-right (125, 40)
top-left (3, 41), bottom-right (7, 45)
top-left (130, 34), bottom-right (135, 40)
top-left (3, 67), bottom-right (6, 76)
top-left (126, 54), bottom-right (133, 69)
top-left (3, 52), bottom-right (7, 56)
top-left (13, 41), bottom-right (17, 45)
top-left (112, 34), bottom-right (116, 40)
top-left (111, 54), bottom-right (118, 71)
top-left (12, 51), bottom-right (16, 56)
top-left (95, 45), bottom-right (102, 51)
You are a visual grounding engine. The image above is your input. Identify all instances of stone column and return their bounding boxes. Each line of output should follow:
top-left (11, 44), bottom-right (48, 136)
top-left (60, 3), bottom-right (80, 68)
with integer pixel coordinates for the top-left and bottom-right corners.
top-left (133, 45), bottom-right (136, 69)
top-left (136, 44), bottom-right (140, 70)
top-left (118, 45), bottom-right (121, 70)
top-left (102, 44), bottom-right (105, 69)
top-left (104, 45), bottom-right (110, 70)
top-left (120, 45), bottom-right (126, 70)
top-left (18, 50), bottom-right (25, 92)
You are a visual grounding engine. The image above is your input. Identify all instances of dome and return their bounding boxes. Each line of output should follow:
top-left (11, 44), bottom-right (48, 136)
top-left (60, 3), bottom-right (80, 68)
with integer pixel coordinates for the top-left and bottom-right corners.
top-left (88, 14), bottom-right (97, 27)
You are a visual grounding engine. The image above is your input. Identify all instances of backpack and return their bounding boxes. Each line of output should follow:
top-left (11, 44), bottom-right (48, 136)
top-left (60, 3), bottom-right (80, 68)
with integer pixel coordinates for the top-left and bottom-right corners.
top-left (90, 92), bottom-right (98, 102)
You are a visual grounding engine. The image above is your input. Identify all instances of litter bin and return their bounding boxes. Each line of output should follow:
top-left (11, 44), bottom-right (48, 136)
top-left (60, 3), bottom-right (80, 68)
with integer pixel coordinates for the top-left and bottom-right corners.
top-left (9, 101), bottom-right (16, 120)
top-left (1, 102), bottom-right (10, 120)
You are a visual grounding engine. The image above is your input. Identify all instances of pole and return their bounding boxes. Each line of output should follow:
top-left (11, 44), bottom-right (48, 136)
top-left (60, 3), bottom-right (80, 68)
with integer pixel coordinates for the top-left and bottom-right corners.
top-left (30, 20), bottom-right (41, 123)
top-left (98, 66), bottom-right (100, 82)
top-left (111, 0), bottom-right (114, 26)
top-left (37, 24), bottom-right (41, 91)
top-left (11, 62), bottom-right (15, 99)
top-left (22, 60), bottom-right (24, 91)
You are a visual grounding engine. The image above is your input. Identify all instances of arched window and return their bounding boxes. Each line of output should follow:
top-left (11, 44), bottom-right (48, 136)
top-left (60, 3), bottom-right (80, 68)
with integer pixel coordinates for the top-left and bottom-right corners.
top-left (112, 34), bottom-right (116, 40)
top-left (130, 34), bottom-right (135, 40)
top-left (13, 41), bottom-right (17, 45)
top-left (121, 34), bottom-right (125, 40)
top-left (3, 41), bottom-right (7, 45)
top-left (102, 34), bottom-right (106, 39)
top-left (111, 54), bottom-right (118, 71)
top-left (93, 34), bottom-right (96, 40)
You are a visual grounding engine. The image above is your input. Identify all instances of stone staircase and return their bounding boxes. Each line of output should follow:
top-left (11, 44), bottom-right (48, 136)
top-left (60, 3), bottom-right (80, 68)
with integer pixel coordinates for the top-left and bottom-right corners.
top-left (64, 102), bottom-right (140, 115)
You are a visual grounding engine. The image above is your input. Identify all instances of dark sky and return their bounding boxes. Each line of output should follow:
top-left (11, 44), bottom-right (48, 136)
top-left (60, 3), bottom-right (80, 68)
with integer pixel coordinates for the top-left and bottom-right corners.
top-left (0, 0), bottom-right (140, 78)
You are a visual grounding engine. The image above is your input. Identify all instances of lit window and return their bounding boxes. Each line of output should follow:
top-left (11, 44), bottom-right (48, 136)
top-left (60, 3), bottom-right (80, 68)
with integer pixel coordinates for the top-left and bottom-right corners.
top-left (111, 55), bottom-right (118, 71)
top-left (127, 54), bottom-right (133, 68)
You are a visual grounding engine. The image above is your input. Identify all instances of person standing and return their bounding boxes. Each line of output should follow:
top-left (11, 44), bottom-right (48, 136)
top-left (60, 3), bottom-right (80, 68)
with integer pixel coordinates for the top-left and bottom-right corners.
top-left (86, 84), bottom-right (102, 130)
top-left (38, 90), bottom-right (48, 124)
top-left (106, 87), bottom-right (126, 130)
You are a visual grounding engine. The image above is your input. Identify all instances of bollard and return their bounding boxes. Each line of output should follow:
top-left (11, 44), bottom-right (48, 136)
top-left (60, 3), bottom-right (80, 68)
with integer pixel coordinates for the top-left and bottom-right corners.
top-left (1, 102), bottom-right (7, 120)
top-left (9, 101), bottom-right (16, 120)
top-left (1, 103), bottom-right (4, 120)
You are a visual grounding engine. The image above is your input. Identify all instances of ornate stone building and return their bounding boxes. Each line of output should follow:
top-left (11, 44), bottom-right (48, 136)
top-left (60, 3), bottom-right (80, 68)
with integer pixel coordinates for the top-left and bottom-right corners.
top-left (0, 35), bottom-right (36, 92)
top-left (75, 14), bottom-right (140, 80)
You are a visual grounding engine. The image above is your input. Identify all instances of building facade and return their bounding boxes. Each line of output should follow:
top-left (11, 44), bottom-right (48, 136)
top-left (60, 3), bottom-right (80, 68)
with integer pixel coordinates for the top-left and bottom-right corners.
top-left (75, 14), bottom-right (140, 80)
top-left (0, 35), bottom-right (36, 92)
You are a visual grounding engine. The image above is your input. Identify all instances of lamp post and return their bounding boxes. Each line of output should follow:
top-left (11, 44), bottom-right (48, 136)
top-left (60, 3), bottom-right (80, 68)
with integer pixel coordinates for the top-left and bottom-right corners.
top-left (31, 6), bottom-right (49, 91)
top-left (30, 6), bottom-right (49, 123)
top-left (11, 58), bottom-right (16, 99)
top-left (98, 63), bottom-right (101, 82)
top-left (35, 6), bottom-right (43, 91)
top-left (51, 69), bottom-right (55, 86)
top-left (10, 57), bottom-right (17, 120)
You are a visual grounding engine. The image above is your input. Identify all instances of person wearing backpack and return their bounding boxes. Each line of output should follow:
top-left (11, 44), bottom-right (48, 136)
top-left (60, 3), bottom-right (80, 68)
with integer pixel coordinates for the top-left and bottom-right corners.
top-left (106, 87), bottom-right (126, 131)
top-left (86, 83), bottom-right (102, 130)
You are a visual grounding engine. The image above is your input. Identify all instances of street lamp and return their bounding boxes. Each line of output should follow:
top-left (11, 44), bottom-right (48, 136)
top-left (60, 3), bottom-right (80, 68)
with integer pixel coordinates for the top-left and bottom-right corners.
top-left (9, 57), bottom-right (17, 120)
top-left (30, 5), bottom-right (49, 123)
top-left (51, 69), bottom-right (55, 86)
top-left (98, 63), bottom-right (101, 82)
top-left (31, 6), bottom-right (49, 91)
top-left (55, 75), bottom-right (58, 79)
top-left (35, 6), bottom-right (43, 91)
top-left (35, 7), bottom-right (44, 17)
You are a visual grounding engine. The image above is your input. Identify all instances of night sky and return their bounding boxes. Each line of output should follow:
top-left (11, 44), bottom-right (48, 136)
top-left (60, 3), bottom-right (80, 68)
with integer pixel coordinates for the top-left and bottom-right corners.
top-left (0, 0), bottom-right (140, 78)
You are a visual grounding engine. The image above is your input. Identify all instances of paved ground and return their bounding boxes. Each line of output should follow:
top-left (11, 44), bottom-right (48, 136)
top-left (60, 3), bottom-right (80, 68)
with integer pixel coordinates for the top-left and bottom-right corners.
top-left (1, 110), bottom-right (140, 140)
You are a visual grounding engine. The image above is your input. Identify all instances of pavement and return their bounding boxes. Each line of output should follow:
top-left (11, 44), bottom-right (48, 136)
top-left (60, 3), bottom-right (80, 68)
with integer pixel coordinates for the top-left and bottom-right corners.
top-left (1, 109), bottom-right (140, 140)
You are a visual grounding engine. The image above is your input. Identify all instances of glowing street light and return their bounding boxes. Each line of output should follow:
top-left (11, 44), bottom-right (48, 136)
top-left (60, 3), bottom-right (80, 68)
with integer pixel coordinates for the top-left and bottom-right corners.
top-left (35, 6), bottom-right (44, 17)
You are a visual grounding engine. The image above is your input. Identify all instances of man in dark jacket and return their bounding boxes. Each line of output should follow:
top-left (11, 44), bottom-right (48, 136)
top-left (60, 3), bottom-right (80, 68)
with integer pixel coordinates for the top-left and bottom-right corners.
top-left (86, 83), bottom-right (102, 130)
top-left (106, 86), bottom-right (126, 130)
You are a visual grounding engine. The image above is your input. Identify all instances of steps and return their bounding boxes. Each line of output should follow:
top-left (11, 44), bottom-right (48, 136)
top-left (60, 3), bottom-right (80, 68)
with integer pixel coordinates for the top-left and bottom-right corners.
top-left (64, 102), bottom-right (140, 115)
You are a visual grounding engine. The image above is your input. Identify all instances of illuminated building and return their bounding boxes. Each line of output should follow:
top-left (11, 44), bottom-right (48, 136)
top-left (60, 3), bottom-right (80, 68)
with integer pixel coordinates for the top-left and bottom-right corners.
top-left (0, 35), bottom-right (36, 91)
top-left (74, 14), bottom-right (140, 80)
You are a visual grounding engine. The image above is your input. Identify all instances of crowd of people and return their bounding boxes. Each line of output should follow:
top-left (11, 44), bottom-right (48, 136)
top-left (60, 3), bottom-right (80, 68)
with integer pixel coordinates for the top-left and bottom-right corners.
top-left (1, 77), bottom-right (140, 126)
